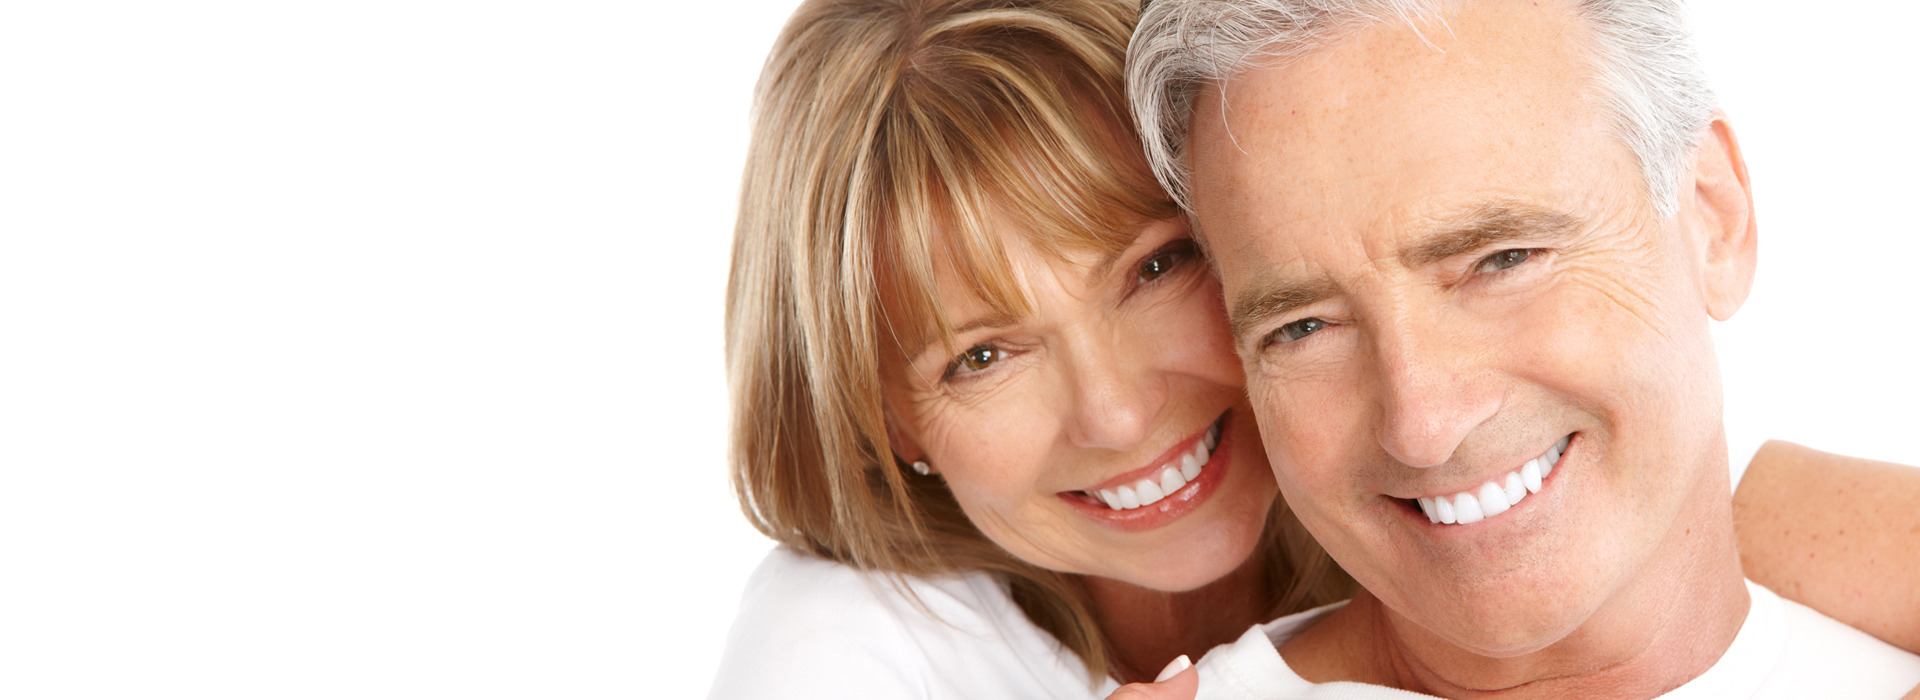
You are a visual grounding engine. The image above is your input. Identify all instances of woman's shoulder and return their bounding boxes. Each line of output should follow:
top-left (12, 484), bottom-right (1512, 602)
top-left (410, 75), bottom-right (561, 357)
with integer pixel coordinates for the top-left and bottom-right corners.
top-left (708, 547), bottom-right (1113, 700)
top-left (720, 547), bottom-right (1005, 639)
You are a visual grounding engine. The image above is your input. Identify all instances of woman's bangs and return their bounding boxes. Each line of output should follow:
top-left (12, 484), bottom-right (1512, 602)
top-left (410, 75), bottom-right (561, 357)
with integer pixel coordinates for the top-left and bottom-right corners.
top-left (873, 66), bottom-right (1177, 361)
top-left (871, 140), bottom-right (1030, 362)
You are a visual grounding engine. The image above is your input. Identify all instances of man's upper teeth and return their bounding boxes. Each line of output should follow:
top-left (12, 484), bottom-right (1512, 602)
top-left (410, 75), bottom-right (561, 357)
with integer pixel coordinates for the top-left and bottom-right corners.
top-left (1418, 435), bottom-right (1569, 525)
top-left (1093, 423), bottom-right (1218, 511)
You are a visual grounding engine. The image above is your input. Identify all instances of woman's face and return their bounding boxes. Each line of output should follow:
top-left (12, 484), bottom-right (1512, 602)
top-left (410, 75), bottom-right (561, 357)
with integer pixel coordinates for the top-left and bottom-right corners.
top-left (885, 216), bottom-right (1278, 592)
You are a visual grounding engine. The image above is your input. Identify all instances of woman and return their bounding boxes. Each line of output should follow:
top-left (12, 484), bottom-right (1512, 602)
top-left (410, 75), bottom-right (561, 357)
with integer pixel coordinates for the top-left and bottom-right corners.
top-left (712, 0), bottom-right (1920, 697)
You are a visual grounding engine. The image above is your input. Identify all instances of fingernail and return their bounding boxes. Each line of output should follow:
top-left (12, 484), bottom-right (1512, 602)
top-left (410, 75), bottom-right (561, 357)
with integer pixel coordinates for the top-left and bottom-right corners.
top-left (1153, 654), bottom-right (1192, 682)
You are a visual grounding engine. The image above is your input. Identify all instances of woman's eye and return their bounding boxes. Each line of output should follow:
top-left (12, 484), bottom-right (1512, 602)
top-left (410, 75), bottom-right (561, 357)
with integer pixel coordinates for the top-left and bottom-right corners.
top-left (1139, 252), bottom-right (1177, 282)
top-left (1136, 240), bottom-right (1195, 284)
top-left (951, 344), bottom-right (1002, 375)
top-left (1275, 318), bottom-right (1326, 343)
top-left (1475, 248), bottom-right (1533, 273)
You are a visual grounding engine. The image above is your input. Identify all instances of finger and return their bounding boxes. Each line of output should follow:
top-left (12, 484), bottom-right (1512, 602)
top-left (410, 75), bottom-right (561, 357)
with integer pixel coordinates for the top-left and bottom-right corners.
top-left (1104, 660), bottom-right (1198, 700)
top-left (1154, 655), bottom-right (1192, 682)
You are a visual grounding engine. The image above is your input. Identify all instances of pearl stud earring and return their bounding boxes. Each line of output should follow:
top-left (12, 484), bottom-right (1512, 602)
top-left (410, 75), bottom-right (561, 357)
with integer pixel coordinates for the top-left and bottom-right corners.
top-left (911, 460), bottom-right (932, 476)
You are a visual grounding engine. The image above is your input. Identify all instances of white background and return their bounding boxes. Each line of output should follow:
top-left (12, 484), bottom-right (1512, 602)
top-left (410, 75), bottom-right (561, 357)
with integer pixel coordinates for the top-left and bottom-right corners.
top-left (0, 1), bottom-right (1912, 698)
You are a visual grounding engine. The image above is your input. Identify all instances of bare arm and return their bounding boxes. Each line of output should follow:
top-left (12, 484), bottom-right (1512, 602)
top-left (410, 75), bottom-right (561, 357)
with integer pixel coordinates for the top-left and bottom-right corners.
top-left (1734, 440), bottom-right (1920, 653)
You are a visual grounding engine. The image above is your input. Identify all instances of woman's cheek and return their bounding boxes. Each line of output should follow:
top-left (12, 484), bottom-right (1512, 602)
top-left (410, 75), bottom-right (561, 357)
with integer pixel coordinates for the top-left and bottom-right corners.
top-left (1156, 276), bottom-right (1244, 387)
top-left (922, 394), bottom-right (1058, 512)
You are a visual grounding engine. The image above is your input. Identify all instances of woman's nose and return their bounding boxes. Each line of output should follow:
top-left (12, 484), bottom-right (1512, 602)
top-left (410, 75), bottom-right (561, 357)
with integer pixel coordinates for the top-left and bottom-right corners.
top-left (1060, 336), bottom-right (1167, 452)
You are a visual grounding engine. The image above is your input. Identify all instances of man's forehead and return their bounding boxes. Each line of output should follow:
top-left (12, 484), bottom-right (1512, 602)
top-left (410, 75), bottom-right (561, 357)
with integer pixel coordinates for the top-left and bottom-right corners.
top-left (1185, 1), bottom-right (1606, 204)
top-left (1187, 0), bottom-right (1634, 288)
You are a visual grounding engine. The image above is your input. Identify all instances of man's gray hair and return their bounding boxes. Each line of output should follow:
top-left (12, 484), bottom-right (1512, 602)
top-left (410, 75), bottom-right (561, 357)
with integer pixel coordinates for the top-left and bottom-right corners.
top-left (1127, 0), bottom-right (1716, 218)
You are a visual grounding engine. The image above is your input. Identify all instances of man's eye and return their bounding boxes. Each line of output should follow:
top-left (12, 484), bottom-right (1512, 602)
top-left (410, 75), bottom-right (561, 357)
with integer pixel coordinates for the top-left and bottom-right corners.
top-left (1276, 318), bottom-right (1326, 343)
top-left (1476, 248), bottom-right (1532, 273)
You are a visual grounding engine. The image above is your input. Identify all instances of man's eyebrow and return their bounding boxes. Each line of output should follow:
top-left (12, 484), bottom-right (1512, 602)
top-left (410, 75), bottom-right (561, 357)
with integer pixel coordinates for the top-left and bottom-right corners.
top-left (1229, 277), bottom-right (1336, 343)
top-left (1400, 204), bottom-right (1582, 269)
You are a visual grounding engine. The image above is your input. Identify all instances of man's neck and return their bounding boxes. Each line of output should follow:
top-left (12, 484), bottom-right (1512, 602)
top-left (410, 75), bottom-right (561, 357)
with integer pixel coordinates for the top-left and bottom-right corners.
top-left (1084, 552), bottom-right (1271, 684)
top-left (1280, 487), bottom-right (1750, 698)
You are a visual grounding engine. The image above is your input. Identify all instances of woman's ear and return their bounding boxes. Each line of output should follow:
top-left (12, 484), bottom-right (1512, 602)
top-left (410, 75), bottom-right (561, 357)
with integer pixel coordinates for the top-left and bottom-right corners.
top-left (883, 406), bottom-right (930, 474)
top-left (1686, 112), bottom-right (1759, 322)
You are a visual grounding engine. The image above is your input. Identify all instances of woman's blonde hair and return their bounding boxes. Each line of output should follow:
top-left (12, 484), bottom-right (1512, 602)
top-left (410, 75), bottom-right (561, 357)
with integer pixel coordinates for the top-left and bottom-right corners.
top-left (727, 0), bottom-right (1351, 680)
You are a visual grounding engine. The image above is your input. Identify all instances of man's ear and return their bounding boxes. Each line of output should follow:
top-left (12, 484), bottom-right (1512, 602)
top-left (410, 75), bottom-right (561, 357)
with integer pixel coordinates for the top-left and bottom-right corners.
top-left (1685, 111), bottom-right (1759, 321)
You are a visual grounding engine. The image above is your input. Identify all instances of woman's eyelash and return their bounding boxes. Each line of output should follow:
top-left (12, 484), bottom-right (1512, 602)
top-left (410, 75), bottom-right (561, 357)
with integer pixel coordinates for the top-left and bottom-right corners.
top-left (1132, 239), bottom-right (1199, 289)
top-left (942, 343), bottom-right (1005, 382)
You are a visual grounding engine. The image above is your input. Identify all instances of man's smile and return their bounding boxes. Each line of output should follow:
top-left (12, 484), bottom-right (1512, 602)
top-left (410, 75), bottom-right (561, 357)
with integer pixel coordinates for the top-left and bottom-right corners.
top-left (1410, 434), bottom-right (1572, 526)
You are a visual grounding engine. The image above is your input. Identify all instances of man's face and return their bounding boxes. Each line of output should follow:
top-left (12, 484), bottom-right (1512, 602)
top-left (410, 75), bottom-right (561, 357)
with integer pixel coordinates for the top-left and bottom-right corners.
top-left (1187, 2), bottom-right (1752, 655)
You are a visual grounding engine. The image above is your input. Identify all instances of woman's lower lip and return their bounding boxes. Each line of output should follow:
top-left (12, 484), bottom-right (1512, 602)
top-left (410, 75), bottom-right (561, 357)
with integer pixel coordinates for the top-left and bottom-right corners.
top-left (1056, 414), bottom-right (1234, 533)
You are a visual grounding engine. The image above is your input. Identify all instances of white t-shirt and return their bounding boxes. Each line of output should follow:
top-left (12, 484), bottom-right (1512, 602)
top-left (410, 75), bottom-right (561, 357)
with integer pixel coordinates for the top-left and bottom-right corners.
top-left (1191, 579), bottom-right (1920, 699)
top-left (707, 547), bottom-right (1120, 700)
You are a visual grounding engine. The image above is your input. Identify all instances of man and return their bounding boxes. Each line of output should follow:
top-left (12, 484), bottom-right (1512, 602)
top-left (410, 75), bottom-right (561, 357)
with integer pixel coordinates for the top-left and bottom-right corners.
top-left (1118, 0), bottom-right (1920, 697)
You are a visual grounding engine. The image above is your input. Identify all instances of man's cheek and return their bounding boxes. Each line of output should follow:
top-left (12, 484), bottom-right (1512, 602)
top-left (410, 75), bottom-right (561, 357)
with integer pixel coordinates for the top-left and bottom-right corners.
top-left (1257, 374), bottom-right (1365, 458)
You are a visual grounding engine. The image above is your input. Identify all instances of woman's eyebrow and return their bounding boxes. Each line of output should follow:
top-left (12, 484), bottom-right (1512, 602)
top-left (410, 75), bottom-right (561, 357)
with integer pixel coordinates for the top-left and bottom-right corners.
top-left (950, 312), bottom-right (1020, 337)
top-left (910, 311), bottom-right (1022, 359)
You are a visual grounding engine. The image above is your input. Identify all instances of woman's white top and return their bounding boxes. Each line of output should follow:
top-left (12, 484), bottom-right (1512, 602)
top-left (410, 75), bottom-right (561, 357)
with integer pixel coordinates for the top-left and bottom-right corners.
top-left (707, 547), bottom-right (1120, 700)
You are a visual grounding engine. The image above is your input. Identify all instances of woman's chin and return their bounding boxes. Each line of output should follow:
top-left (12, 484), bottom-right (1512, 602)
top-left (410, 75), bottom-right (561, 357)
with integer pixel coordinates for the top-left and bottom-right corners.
top-left (1092, 523), bottom-right (1269, 593)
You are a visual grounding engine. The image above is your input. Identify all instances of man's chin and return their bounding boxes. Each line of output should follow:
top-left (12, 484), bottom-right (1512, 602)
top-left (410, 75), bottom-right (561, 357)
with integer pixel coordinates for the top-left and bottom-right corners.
top-left (1380, 580), bottom-right (1599, 659)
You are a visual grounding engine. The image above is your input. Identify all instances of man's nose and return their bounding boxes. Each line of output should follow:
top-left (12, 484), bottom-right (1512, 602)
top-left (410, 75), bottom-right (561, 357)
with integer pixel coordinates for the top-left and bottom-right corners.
top-left (1371, 316), bottom-right (1501, 469)
top-left (1061, 335), bottom-right (1166, 452)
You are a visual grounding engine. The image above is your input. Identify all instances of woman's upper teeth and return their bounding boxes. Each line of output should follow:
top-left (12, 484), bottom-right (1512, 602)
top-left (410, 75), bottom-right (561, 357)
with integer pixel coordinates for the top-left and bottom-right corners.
top-left (1092, 423), bottom-right (1219, 511)
top-left (1417, 435), bottom-right (1569, 525)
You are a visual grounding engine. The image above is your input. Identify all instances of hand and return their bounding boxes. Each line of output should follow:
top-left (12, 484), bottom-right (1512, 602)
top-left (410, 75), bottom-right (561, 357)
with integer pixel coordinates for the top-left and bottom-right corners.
top-left (1105, 655), bottom-right (1197, 700)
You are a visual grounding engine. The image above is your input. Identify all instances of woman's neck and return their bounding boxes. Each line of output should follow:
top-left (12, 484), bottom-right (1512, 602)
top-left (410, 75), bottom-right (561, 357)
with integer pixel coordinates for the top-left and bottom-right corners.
top-left (1081, 553), bottom-right (1271, 684)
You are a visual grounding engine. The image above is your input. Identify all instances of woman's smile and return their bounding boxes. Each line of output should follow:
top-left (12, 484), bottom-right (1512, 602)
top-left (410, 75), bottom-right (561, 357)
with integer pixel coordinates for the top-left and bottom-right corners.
top-left (1058, 410), bottom-right (1233, 533)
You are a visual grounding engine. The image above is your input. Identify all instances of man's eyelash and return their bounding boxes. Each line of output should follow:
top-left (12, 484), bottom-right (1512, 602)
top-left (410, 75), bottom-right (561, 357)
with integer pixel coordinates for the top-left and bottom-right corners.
top-left (1475, 248), bottom-right (1541, 274)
